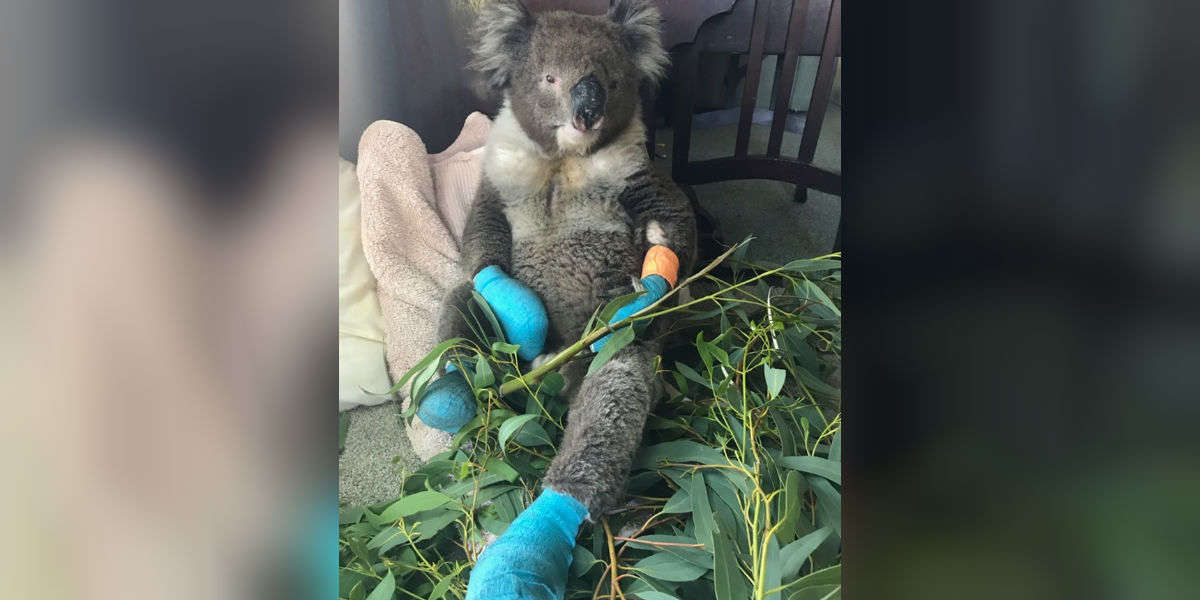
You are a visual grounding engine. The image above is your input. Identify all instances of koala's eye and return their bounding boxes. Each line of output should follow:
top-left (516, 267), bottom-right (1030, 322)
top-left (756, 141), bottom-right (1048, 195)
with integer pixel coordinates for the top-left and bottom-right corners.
top-left (544, 74), bottom-right (557, 84)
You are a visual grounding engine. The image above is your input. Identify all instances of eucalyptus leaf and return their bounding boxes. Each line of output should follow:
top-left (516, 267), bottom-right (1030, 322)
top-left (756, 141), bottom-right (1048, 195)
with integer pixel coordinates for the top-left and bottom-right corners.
top-left (588, 325), bottom-right (635, 375)
top-left (377, 490), bottom-right (453, 522)
top-left (623, 535), bottom-right (712, 568)
top-left (662, 486), bottom-right (691, 514)
top-left (712, 529), bottom-right (748, 600)
top-left (765, 535), bottom-right (783, 600)
top-left (633, 552), bottom-right (708, 582)
top-left (635, 440), bottom-right (730, 471)
top-left (690, 473), bottom-right (716, 550)
top-left (780, 527), bottom-right (832, 580)
top-left (497, 414), bottom-right (539, 449)
top-left (364, 569), bottom-right (395, 600)
top-left (808, 476), bottom-right (842, 538)
top-left (765, 365), bottom-right (787, 398)
top-left (473, 354), bottom-right (495, 388)
top-left (779, 456), bottom-right (841, 485)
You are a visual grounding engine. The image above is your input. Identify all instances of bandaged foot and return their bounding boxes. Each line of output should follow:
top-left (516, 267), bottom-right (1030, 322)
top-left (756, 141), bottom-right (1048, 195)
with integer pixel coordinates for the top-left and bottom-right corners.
top-left (465, 487), bottom-right (589, 600)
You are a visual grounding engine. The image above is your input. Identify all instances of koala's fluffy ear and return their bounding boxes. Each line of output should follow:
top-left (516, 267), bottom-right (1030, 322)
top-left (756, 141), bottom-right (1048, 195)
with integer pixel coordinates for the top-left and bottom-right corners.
top-left (609, 0), bottom-right (670, 85)
top-left (471, 0), bottom-right (536, 90)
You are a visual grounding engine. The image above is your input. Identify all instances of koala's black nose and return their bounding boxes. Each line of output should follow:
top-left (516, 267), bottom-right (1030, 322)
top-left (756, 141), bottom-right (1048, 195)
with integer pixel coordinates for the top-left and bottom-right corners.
top-left (570, 74), bottom-right (606, 131)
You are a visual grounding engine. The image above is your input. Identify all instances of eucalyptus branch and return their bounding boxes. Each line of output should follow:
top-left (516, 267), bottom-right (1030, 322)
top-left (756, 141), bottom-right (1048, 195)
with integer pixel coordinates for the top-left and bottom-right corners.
top-left (496, 242), bottom-right (840, 397)
top-left (497, 239), bottom-right (747, 396)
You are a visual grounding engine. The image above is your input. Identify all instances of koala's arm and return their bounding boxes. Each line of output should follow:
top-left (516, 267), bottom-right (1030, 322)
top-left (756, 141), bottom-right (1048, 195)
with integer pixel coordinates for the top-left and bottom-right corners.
top-left (436, 180), bottom-right (514, 343)
top-left (620, 172), bottom-right (698, 277)
top-left (460, 179), bottom-right (514, 276)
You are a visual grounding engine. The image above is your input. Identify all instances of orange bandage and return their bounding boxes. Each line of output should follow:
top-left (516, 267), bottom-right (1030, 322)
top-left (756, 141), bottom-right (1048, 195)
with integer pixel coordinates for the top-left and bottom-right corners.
top-left (641, 245), bottom-right (680, 288)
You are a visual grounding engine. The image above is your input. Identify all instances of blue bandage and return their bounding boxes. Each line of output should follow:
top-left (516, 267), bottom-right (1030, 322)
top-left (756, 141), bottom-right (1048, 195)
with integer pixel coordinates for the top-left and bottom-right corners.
top-left (416, 364), bottom-right (474, 433)
top-left (591, 274), bottom-right (669, 352)
top-left (466, 488), bottom-right (589, 600)
top-left (474, 266), bottom-right (550, 362)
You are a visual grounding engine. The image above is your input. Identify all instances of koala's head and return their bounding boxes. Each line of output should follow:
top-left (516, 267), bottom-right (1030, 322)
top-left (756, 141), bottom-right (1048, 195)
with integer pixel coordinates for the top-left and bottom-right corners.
top-left (471, 0), bottom-right (669, 156)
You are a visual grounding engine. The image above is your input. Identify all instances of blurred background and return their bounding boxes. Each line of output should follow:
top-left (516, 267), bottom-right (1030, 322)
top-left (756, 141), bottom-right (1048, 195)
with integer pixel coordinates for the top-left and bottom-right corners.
top-left (1, 1), bottom-right (336, 599)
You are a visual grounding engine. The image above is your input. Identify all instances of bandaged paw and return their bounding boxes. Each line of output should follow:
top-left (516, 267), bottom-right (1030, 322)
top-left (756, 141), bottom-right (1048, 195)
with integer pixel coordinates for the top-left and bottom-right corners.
top-left (474, 265), bottom-right (550, 361)
top-left (415, 365), bottom-right (475, 433)
top-left (591, 245), bottom-right (679, 352)
top-left (465, 487), bottom-right (589, 600)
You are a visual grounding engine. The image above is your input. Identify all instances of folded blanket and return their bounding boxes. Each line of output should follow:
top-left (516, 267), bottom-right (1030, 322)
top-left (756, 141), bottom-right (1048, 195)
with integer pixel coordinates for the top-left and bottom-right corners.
top-left (357, 113), bottom-right (491, 461)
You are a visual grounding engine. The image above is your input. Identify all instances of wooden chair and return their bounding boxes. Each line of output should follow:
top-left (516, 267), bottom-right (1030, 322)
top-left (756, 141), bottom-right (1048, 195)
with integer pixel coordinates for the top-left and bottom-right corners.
top-left (665, 0), bottom-right (843, 255)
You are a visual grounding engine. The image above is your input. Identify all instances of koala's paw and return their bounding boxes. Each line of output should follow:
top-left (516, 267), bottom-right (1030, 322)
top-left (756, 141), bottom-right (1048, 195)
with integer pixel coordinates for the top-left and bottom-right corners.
top-left (531, 351), bottom-right (557, 370)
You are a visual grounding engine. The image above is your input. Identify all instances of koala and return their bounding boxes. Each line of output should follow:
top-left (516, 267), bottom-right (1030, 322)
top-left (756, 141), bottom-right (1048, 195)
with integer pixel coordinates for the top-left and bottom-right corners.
top-left (435, 0), bottom-right (697, 518)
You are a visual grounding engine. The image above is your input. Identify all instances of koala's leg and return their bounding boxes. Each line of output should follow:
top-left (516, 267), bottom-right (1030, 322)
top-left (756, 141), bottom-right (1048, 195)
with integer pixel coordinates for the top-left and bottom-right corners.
top-left (543, 341), bottom-right (658, 517)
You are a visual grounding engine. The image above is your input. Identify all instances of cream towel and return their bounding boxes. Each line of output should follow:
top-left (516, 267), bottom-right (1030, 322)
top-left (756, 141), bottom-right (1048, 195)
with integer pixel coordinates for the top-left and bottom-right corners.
top-left (357, 113), bottom-right (492, 460)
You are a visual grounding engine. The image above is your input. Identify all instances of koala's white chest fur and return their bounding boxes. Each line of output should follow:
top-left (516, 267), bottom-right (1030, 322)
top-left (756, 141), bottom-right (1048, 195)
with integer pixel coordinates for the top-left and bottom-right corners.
top-left (482, 106), bottom-right (645, 241)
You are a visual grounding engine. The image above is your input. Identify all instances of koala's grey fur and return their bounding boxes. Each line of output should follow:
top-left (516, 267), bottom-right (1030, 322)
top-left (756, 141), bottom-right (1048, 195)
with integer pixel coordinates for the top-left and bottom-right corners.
top-left (436, 0), bottom-right (696, 518)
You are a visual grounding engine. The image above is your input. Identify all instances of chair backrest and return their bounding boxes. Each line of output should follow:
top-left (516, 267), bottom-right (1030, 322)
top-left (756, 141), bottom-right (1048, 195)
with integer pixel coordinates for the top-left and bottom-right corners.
top-left (670, 0), bottom-right (841, 196)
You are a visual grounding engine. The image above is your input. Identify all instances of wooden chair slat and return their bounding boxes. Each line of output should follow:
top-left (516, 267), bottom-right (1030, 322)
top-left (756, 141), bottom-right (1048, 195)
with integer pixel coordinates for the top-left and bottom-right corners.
top-left (734, 0), bottom-right (772, 158)
top-left (767, 0), bottom-right (812, 156)
top-left (797, 0), bottom-right (840, 162)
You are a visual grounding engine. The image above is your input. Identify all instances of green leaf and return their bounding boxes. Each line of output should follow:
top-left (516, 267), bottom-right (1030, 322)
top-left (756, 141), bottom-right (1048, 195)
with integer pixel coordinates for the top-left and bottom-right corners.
top-left (765, 535), bottom-right (783, 600)
top-left (662, 486), bottom-right (691, 513)
top-left (690, 473), bottom-right (716, 550)
top-left (539, 371), bottom-right (565, 396)
top-left (635, 440), bottom-right (730, 470)
top-left (385, 337), bottom-right (465, 395)
top-left (491, 341), bottom-right (521, 356)
top-left (780, 527), bottom-right (832, 580)
top-left (473, 354), bottom-right (495, 388)
top-left (483, 457), bottom-right (520, 482)
top-left (629, 592), bottom-right (679, 600)
top-left (623, 535), bottom-right (712, 568)
top-left (471, 290), bottom-right (505, 342)
top-left (799, 280), bottom-right (840, 317)
top-left (828, 429), bottom-right (841, 463)
top-left (427, 567), bottom-right (461, 600)
top-left (789, 564), bottom-right (841, 593)
top-left (366, 526), bottom-right (407, 554)
top-left (779, 456), bottom-right (841, 485)
top-left (774, 411), bottom-right (798, 457)
top-left (712, 529), bottom-right (748, 600)
top-left (440, 473), bottom-right (505, 499)
top-left (633, 552), bottom-right (708, 582)
top-left (782, 258), bottom-right (841, 273)
top-left (497, 414), bottom-right (539, 449)
top-left (411, 509), bottom-right (460, 541)
top-left (571, 545), bottom-right (599, 576)
top-left (588, 326), bottom-right (635, 375)
top-left (364, 569), bottom-right (395, 600)
top-left (775, 471), bottom-right (803, 544)
top-left (808, 477), bottom-right (842, 538)
top-left (377, 490), bottom-right (453, 522)
top-left (339, 505), bottom-right (364, 525)
top-left (674, 361), bottom-right (710, 389)
top-left (765, 365), bottom-right (787, 399)
top-left (789, 584), bottom-right (840, 600)
top-left (597, 290), bottom-right (645, 324)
